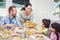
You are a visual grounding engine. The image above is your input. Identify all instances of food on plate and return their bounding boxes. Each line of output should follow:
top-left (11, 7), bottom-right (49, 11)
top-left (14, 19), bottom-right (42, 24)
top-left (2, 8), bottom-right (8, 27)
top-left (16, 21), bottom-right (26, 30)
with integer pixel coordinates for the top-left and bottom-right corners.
top-left (11, 35), bottom-right (19, 37)
top-left (26, 21), bottom-right (37, 28)
top-left (18, 27), bottom-right (23, 30)
top-left (36, 35), bottom-right (44, 38)
top-left (7, 30), bottom-right (14, 35)
top-left (10, 34), bottom-right (21, 38)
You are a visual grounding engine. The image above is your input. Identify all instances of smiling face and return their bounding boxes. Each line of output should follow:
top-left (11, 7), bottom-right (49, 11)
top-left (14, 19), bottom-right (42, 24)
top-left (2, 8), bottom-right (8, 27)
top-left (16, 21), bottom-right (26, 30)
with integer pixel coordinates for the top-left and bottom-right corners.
top-left (10, 7), bottom-right (17, 17)
top-left (25, 5), bottom-right (32, 14)
top-left (9, 6), bottom-right (17, 17)
top-left (12, 8), bottom-right (17, 16)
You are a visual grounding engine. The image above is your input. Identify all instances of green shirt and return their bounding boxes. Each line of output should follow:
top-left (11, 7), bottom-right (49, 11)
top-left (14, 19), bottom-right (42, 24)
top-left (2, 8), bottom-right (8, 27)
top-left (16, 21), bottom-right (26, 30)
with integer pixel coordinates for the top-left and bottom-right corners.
top-left (18, 12), bottom-right (34, 22)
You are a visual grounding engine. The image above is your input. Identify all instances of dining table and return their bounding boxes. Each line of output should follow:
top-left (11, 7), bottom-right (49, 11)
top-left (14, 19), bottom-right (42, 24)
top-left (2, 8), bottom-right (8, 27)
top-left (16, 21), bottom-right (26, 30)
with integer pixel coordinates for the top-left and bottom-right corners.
top-left (0, 22), bottom-right (51, 40)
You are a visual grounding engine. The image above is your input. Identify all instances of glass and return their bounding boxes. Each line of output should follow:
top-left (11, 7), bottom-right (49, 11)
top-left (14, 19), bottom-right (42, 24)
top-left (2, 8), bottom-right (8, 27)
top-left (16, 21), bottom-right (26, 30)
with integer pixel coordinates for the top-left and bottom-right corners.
top-left (1, 29), bottom-right (9, 39)
top-left (29, 30), bottom-right (33, 36)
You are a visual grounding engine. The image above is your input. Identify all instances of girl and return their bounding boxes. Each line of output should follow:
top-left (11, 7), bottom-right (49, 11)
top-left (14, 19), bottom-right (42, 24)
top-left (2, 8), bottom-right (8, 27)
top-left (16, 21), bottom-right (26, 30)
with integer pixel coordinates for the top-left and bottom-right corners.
top-left (50, 23), bottom-right (60, 40)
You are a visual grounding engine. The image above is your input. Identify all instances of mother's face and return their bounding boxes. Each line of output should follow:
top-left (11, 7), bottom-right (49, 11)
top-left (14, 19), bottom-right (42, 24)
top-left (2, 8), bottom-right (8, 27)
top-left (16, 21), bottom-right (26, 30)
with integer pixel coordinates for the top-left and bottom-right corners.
top-left (25, 5), bottom-right (32, 14)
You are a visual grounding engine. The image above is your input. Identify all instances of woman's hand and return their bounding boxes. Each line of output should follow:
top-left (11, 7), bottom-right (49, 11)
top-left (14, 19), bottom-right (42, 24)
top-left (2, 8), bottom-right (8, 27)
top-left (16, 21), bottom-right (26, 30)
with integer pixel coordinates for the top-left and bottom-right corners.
top-left (20, 19), bottom-right (25, 24)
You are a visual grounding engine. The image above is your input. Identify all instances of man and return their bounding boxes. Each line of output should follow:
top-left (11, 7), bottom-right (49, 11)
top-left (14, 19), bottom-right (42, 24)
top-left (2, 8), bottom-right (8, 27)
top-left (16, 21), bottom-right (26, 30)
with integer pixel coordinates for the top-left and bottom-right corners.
top-left (3, 6), bottom-right (21, 30)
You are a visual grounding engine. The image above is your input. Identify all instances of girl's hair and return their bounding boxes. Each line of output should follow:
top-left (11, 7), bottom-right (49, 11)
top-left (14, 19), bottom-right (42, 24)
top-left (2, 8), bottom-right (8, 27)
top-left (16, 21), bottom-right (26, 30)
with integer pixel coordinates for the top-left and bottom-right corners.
top-left (42, 19), bottom-right (50, 28)
top-left (51, 23), bottom-right (60, 40)
top-left (25, 3), bottom-right (32, 7)
top-left (21, 7), bottom-right (25, 11)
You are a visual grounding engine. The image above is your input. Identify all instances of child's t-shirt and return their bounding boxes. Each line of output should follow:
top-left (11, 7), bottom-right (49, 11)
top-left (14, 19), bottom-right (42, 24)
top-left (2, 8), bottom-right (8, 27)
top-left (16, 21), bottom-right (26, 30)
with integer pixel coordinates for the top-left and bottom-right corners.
top-left (37, 26), bottom-right (48, 35)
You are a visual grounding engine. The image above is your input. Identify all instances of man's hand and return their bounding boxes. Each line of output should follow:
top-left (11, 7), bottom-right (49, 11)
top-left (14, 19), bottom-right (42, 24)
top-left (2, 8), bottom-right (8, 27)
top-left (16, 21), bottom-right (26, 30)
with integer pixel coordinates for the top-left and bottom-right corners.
top-left (4, 24), bottom-right (15, 30)
top-left (20, 19), bottom-right (25, 24)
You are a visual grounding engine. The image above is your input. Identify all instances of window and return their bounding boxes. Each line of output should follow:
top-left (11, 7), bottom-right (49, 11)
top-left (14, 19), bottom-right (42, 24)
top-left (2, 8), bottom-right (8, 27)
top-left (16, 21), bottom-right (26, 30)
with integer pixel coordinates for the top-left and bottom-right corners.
top-left (0, 0), bottom-right (6, 8)
top-left (54, 0), bottom-right (60, 17)
top-left (12, 0), bottom-right (29, 8)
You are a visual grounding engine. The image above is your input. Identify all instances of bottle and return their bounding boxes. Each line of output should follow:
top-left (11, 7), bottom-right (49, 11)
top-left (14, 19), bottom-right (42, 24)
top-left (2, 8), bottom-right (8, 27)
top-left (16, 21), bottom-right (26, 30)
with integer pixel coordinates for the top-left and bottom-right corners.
top-left (2, 29), bottom-right (9, 39)
top-left (3, 29), bottom-right (7, 38)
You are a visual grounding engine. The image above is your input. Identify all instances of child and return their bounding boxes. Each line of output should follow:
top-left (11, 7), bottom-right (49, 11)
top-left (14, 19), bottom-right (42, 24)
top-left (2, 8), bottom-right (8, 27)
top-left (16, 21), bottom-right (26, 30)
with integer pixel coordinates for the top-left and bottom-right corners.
top-left (40, 19), bottom-right (50, 35)
top-left (50, 23), bottom-right (60, 40)
top-left (36, 19), bottom-right (50, 35)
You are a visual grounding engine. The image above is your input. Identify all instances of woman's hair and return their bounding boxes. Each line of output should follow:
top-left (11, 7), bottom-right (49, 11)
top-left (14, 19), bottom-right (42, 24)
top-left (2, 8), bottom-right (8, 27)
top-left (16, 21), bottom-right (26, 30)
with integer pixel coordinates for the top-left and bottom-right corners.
top-left (21, 7), bottom-right (25, 11)
top-left (25, 3), bottom-right (32, 7)
top-left (21, 3), bottom-right (32, 11)
top-left (51, 23), bottom-right (60, 40)
top-left (42, 19), bottom-right (50, 28)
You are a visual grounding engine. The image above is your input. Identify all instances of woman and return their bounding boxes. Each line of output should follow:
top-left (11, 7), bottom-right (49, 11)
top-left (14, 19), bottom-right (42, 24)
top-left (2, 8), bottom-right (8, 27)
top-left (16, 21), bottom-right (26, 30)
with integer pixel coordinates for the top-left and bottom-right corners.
top-left (19, 3), bottom-right (34, 24)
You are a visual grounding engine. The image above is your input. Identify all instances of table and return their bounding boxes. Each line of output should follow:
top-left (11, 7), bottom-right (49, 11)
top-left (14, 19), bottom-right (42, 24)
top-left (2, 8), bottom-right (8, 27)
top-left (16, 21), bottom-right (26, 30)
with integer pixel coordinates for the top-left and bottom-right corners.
top-left (0, 27), bottom-right (51, 40)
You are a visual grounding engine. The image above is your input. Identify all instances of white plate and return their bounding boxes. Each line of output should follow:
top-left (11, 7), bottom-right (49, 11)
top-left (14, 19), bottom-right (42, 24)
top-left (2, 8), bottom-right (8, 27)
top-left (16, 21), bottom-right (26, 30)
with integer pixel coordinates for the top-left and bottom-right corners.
top-left (30, 34), bottom-right (50, 40)
top-left (14, 27), bottom-right (26, 33)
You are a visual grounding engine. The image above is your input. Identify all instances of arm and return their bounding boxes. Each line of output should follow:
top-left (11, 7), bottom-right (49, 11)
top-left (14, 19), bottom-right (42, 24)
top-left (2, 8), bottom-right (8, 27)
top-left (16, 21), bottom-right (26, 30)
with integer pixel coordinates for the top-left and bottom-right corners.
top-left (19, 13), bottom-right (25, 24)
top-left (30, 14), bottom-right (34, 21)
top-left (0, 24), bottom-right (15, 30)
top-left (16, 17), bottom-right (22, 27)
top-left (4, 24), bottom-right (15, 30)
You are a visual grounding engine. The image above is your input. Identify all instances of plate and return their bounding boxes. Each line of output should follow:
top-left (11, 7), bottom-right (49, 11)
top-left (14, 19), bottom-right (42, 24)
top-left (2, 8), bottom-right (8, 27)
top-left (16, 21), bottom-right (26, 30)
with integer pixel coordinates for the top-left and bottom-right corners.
top-left (30, 34), bottom-right (50, 40)
top-left (14, 27), bottom-right (26, 33)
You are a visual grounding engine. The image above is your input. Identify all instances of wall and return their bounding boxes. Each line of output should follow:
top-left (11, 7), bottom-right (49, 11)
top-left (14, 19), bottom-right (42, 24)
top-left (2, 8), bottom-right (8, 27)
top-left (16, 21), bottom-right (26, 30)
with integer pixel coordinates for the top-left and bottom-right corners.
top-left (30, 0), bottom-right (55, 26)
